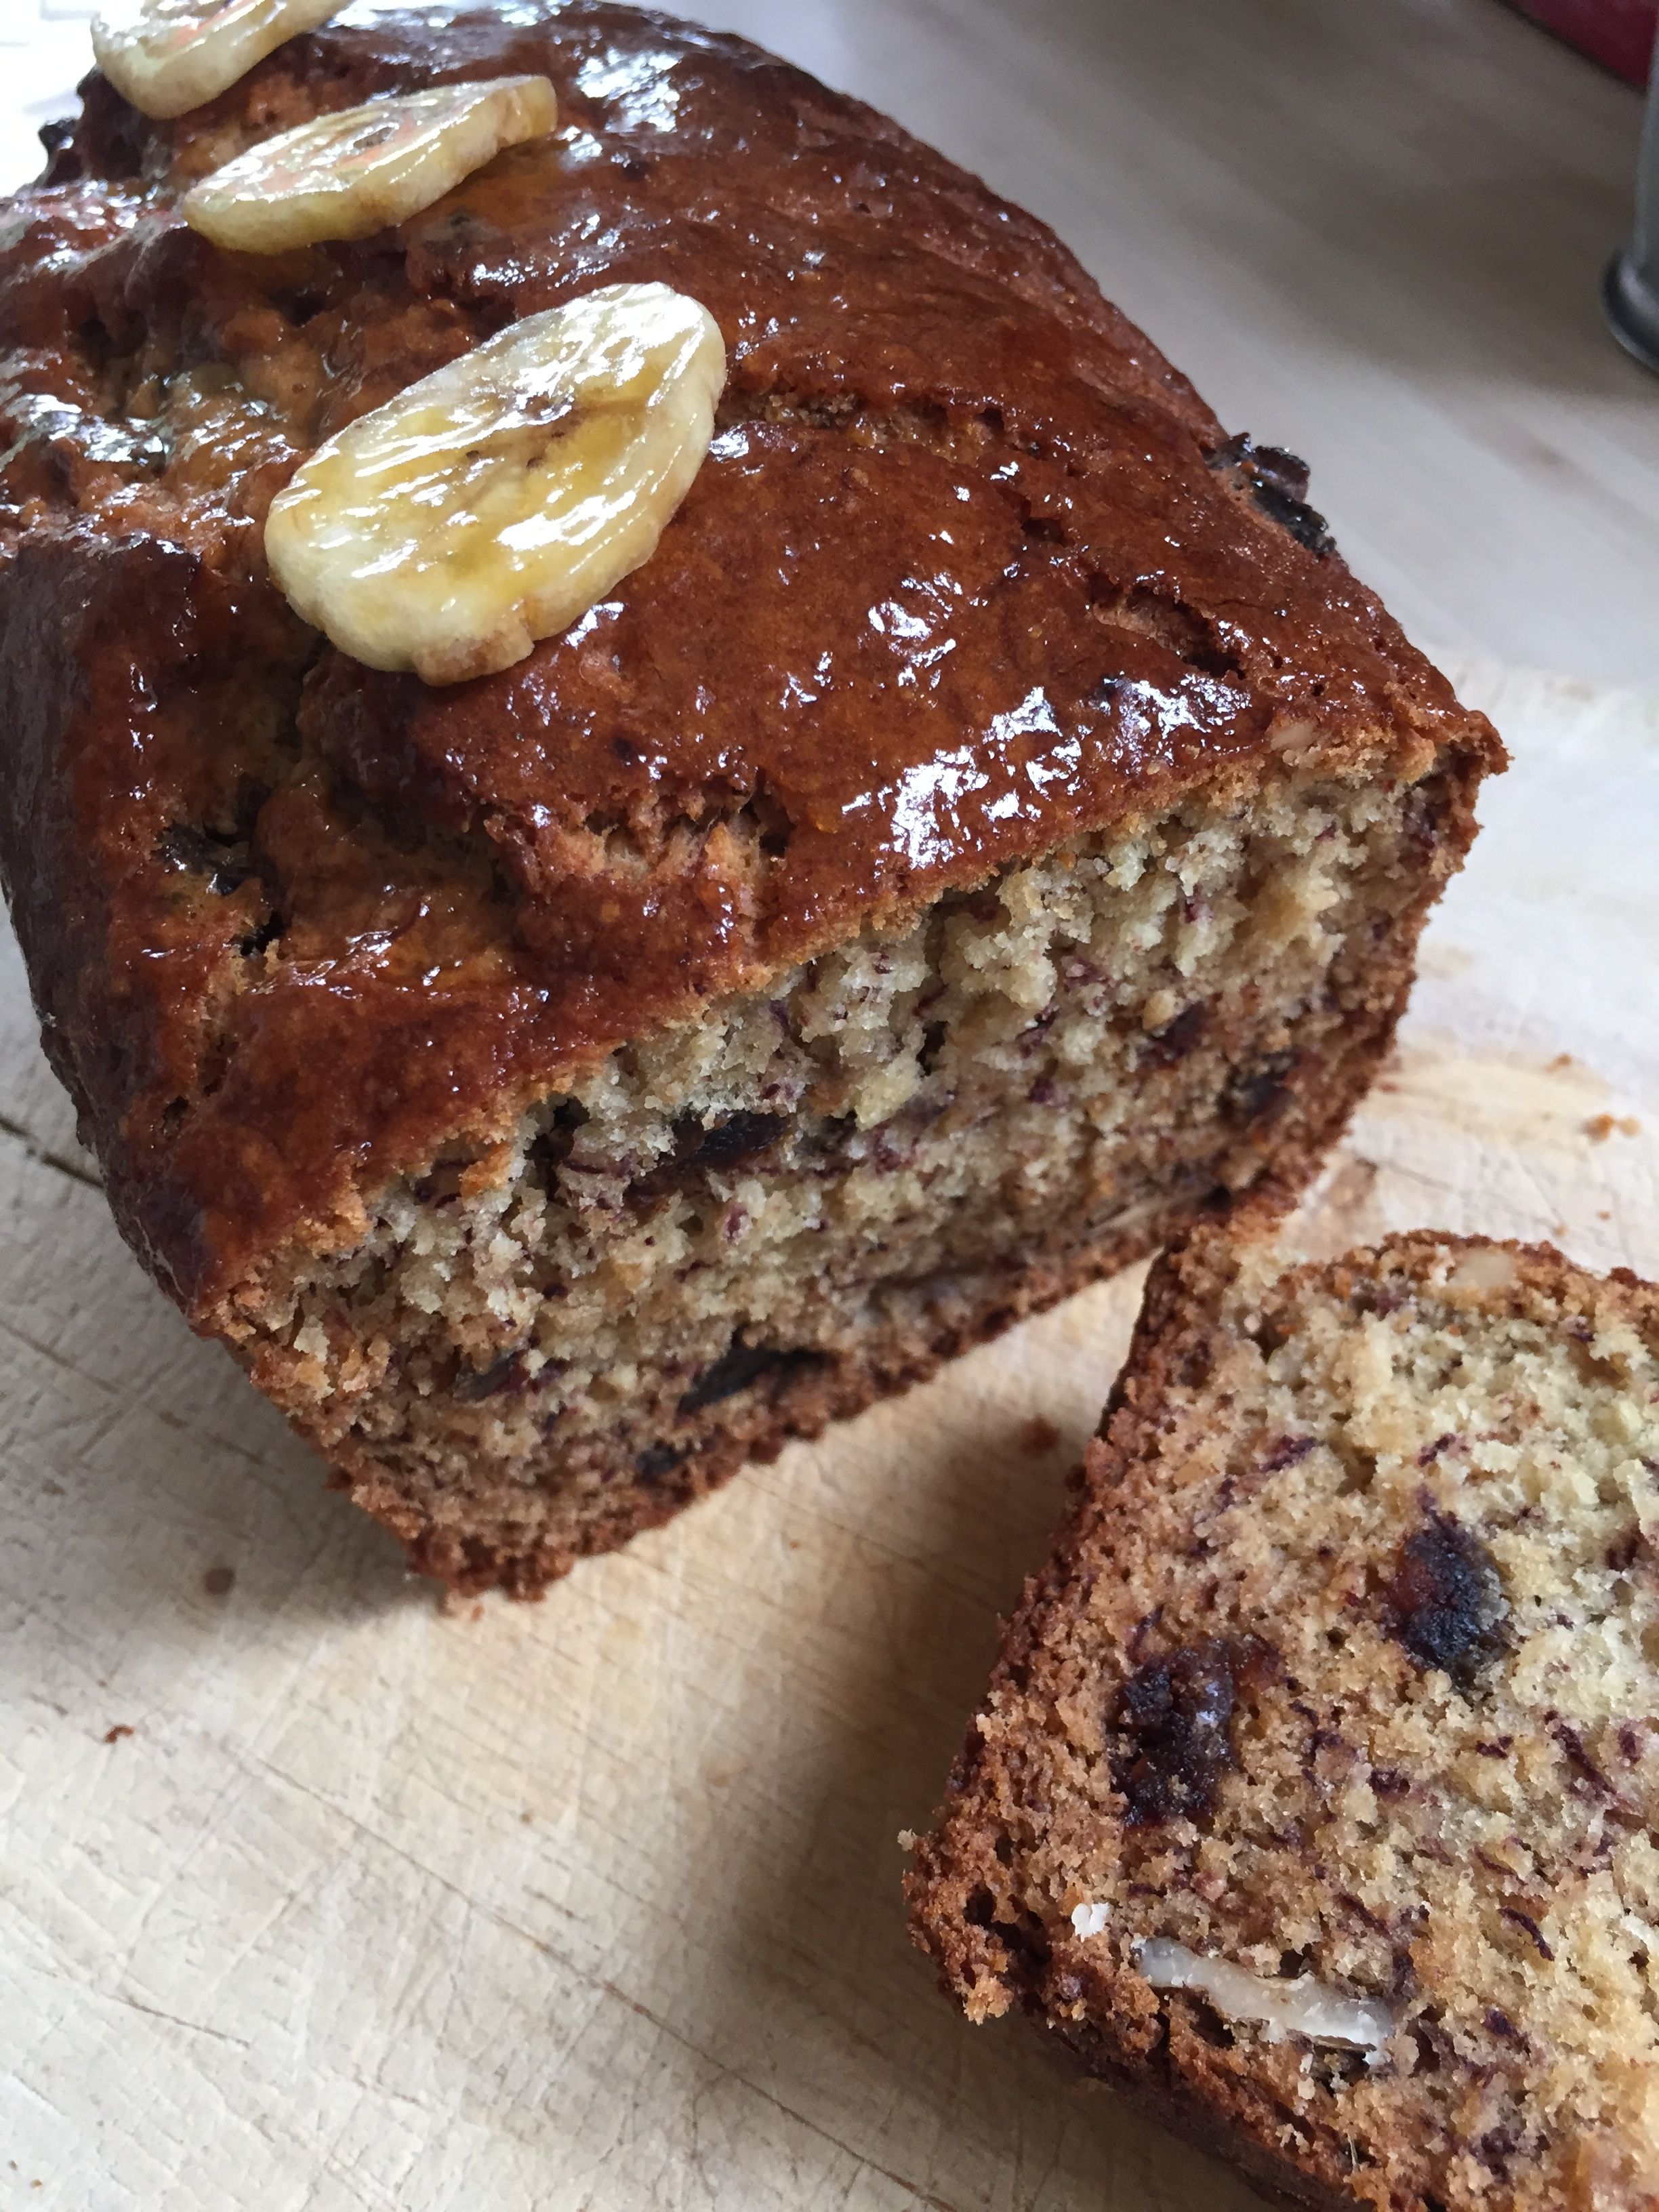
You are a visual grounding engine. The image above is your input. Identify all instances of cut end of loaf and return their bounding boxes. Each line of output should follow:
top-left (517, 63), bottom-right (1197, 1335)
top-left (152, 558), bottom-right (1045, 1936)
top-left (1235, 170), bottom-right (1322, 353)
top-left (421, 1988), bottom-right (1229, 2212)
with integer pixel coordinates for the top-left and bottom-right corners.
top-left (230, 752), bottom-right (1475, 1593)
top-left (0, 0), bottom-right (1505, 1607)
top-left (907, 1228), bottom-right (1659, 2212)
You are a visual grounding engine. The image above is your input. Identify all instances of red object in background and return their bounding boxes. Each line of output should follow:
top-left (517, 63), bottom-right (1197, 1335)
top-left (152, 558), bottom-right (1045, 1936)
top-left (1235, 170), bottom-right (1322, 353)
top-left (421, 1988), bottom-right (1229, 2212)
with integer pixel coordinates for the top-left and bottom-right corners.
top-left (1506, 0), bottom-right (1657, 83)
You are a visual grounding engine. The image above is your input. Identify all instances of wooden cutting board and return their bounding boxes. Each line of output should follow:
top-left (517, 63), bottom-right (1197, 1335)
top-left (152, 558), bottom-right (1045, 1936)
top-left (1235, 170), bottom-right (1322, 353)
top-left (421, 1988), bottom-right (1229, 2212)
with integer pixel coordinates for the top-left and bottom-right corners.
top-left (2, 656), bottom-right (1656, 2211)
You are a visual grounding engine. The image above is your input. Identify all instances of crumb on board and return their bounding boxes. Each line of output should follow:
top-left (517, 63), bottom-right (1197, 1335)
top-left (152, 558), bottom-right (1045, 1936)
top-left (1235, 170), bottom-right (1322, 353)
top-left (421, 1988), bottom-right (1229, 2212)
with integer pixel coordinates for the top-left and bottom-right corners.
top-left (102, 1724), bottom-right (134, 1744)
top-left (1020, 1416), bottom-right (1063, 1456)
top-left (1547, 1052), bottom-right (1574, 1072)
top-left (1586, 1113), bottom-right (1642, 1143)
top-left (1328, 1155), bottom-right (1380, 1199)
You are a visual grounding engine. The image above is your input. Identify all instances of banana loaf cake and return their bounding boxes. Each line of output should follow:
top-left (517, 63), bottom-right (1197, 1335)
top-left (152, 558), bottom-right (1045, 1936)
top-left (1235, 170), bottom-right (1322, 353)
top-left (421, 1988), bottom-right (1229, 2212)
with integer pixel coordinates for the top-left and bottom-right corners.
top-left (908, 1228), bottom-right (1659, 2210)
top-left (0, 1), bottom-right (1500, 1592)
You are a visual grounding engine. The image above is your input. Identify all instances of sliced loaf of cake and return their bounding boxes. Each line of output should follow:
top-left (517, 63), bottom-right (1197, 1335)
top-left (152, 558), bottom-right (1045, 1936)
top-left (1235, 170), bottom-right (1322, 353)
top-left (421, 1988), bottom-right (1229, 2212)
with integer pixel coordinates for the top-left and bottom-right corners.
top-left (0, 3), bottom-right (1500, 1591)
top-left (908, 1227), bottom-right (1659, 2211)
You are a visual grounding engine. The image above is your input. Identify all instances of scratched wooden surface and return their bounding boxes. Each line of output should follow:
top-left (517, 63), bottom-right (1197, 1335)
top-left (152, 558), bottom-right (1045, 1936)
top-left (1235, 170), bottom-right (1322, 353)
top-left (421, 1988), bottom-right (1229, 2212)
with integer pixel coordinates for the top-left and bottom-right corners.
top-left (3, 1), bottom-right (1659, 2207)
top-left (2, 660), bottom-right (1656, 2211)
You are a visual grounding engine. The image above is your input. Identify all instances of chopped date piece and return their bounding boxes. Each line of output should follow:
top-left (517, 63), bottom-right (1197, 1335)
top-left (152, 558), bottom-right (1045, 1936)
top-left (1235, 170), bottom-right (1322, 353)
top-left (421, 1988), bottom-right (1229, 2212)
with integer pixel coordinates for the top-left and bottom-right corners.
top-left (678, 1338), bottom-right (821, 1414)
top-left (1383, 1509), bottom-right (1507, 1687)
top-left (1113, 1639), bottom-right (1240, 1827)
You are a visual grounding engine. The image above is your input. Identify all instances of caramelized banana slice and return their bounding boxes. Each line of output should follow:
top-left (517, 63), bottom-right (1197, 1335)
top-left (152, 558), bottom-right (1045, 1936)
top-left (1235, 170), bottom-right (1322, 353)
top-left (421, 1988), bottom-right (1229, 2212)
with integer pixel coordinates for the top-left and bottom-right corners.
top-left (265, 283), bottom-right (727, 686)
top-left (184, 75), bottom-right (558, 250)
top-left (92, 0), bottom-right (337, 122)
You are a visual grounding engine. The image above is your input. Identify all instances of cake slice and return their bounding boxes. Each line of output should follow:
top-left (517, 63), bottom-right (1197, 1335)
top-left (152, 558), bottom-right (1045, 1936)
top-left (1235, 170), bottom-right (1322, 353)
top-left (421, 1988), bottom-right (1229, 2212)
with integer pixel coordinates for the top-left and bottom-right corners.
top-left (0, 1), bottom-right (1499, 1593)
top-left (908, 1228), bottom-right (1659, 2211)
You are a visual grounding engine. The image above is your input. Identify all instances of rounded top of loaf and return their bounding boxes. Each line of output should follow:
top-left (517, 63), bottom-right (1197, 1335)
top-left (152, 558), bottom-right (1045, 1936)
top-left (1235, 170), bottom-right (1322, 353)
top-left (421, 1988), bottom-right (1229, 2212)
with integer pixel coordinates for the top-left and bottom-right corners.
top-left (0, 1), bottom-right (1499, 1311)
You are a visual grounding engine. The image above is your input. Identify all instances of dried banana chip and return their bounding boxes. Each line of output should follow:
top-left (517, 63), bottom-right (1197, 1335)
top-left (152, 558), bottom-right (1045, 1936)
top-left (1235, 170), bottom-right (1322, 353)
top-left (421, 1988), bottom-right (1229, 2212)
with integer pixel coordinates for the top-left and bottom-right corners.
top-left (93, 0), bottom-right (337, 122)
top-left (184, 75), bottom-right (558, 251)
top-left (265, 283), bottom-right (726, 686)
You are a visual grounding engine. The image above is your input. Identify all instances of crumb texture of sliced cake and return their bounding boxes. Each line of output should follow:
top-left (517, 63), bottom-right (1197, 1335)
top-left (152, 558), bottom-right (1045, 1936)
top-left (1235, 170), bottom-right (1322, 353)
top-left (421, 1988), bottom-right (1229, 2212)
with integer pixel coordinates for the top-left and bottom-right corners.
top-left (909, 1229), bottom-right (1659, 2212)
top-left (0, 2), bottom-right (1500, 1591)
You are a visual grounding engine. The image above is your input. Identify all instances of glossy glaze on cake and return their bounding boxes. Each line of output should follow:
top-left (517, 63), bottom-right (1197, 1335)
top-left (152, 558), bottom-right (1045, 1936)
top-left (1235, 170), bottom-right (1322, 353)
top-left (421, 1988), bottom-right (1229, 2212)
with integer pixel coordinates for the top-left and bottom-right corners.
top-left (0, 4), bottom-right (1501, 1587)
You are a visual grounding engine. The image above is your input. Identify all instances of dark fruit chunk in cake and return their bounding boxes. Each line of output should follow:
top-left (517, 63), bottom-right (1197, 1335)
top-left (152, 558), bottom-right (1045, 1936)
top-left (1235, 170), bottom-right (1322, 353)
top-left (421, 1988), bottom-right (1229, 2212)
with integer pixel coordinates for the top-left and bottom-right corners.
top-left (909, 1228), bottom-right (1659, 2212)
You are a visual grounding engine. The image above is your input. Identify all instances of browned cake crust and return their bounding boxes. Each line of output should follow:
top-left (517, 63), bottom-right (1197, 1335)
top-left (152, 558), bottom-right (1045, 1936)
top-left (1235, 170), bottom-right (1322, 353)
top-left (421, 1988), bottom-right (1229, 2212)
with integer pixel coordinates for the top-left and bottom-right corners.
top-left (0, 2), bottom-right (1500, 1589)
top-left (908, 1227), bottom-right (1659, 2211)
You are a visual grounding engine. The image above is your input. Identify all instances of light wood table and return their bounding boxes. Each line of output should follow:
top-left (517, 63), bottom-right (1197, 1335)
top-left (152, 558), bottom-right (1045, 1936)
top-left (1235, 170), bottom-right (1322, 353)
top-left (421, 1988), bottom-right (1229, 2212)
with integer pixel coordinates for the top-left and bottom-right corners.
top-left (2, 4), bottom-right (1658, 2207)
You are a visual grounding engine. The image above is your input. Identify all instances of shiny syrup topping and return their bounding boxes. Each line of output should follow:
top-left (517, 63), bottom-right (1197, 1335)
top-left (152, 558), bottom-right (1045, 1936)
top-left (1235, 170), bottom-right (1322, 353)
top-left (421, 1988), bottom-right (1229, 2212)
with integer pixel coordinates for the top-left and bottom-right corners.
top-left (0, 2), bottom-right (1480, 1305)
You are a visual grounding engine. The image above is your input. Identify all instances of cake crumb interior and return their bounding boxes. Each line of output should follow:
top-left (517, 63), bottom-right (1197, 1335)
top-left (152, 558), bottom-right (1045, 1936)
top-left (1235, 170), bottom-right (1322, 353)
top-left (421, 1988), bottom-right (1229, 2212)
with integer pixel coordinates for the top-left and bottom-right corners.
top-left (941, 1238), bottom-right (1659, 2211)
top-left (243, 769), bottom-right (1449, 1586)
